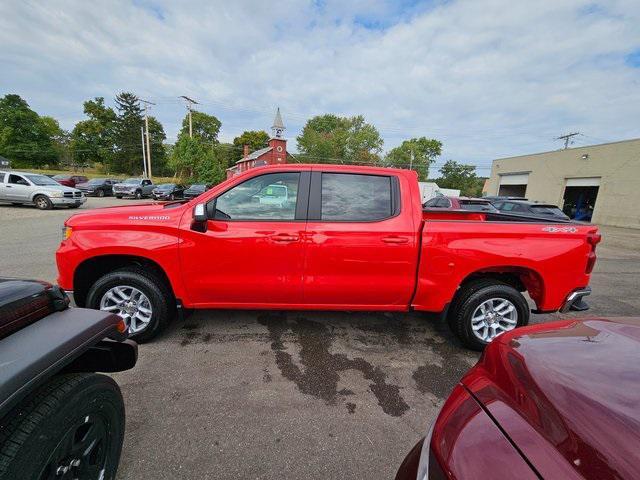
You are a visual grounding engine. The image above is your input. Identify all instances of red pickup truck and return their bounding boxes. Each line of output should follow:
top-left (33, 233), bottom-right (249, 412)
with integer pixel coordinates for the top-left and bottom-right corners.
top-left (56, 165), bottom-right (600, 349)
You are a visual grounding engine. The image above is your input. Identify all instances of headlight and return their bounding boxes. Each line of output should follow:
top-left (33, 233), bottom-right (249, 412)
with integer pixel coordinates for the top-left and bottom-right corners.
top-left (49, 191), bottom-right (63, 198)
top-left (61, 226), bottom-right (72, 241)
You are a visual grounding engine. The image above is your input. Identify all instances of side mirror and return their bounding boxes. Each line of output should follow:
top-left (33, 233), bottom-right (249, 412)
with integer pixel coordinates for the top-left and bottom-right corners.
top-left (193, 203), bottom-right (207, 222)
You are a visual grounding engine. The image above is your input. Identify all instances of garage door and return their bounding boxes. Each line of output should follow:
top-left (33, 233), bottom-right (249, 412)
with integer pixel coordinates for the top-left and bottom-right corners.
top-left (498, 173), bottom-right (529, 197)
top-left (565, 177), bottom-right (600, 187)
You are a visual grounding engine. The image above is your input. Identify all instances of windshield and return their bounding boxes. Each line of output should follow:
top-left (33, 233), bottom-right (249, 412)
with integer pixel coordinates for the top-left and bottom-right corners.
top-left (157, 184), bottom-right (175, 190)
top-left (88, 178), bottom-right (106, 185)
top-left (25, 174), bottom-right (60, 186)
top-left (123, 178), bottom-right (140, 184)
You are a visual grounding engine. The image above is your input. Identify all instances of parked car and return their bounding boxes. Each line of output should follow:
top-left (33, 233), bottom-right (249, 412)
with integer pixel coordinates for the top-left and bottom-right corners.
top-left (491, 199), bottom-right (570, 220)
top-left (75, 178), bottom-right (117, 197)
top-left (151, 183), bottom-right (185, 201)
top-left (0, 278), bottom-right (137, 480)
top-left (483, 195), bottom-right (527, 201)
top-left (112, 178), bottom-right (154, 199)
top-left (51, 174), bottom-right (89, 188)
top-left (0, 170), bottom-right (86, 210)
top-left (423, 196), bottom-right (498, 212)
top-left (395, 317), bottom-right (640, 480)
top-left (56, 164), bottom-right (600, 346)
top-left (183, 183), bottom-right (211, 200)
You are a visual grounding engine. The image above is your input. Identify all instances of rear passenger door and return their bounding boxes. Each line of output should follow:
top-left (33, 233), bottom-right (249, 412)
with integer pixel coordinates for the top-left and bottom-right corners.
top-left (302, 170), bottom-right (418, 308)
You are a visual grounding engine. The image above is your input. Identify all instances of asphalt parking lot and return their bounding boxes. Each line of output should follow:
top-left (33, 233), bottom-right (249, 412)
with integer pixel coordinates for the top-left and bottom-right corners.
top-left (1, 198), bottom-right (639, 479)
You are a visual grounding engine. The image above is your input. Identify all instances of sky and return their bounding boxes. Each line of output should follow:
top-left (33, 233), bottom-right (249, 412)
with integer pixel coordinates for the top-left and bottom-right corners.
top-left (1, 0), bottom-right (639, 175)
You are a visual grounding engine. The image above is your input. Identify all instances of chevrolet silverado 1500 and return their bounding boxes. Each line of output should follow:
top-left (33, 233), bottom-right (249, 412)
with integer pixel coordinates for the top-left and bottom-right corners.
top-left (56, 165), bottom-right (600, 349)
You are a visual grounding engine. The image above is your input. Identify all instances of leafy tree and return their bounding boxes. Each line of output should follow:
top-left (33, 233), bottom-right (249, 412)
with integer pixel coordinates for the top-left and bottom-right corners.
top-left (435, 160), bottom-right (480, 196)
top-left (232, 130), bottom-right (269, 162)
top-left (296, 114), bottom-right (383, 163)
top-left (0, 94), bottom-right (58, 167)
top-left (179, 110), bottom-right (222, 144)
top-left (40, 116), bottom-right (71, 167)
top-left (385, 137), bottom-right (442, 181)
top-left (197, 145), bottom-right (229, 186)
top-left (70, 97), bottom-right (116, 169)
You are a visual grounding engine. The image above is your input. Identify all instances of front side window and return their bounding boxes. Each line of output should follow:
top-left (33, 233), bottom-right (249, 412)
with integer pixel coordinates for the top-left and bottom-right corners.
top-left (0, 173), bottom-right (5, 182)
top-left (9, 174), bottom-right (29, 185)
top-left (214, 172), bottom-right (299, 221)
top-left (321, 173), bottom-right (392, 221)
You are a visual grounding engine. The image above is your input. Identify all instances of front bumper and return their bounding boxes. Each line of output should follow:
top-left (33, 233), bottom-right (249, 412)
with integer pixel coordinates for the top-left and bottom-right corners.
top-left (114, 190), bottom-right (137, 196)
top-left (560, 287), bottom-right (591, 312)
top-left (50, 196), bottom-right (86, 206)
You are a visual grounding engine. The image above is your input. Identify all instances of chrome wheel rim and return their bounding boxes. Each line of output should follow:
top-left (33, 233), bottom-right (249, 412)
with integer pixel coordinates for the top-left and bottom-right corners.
top-left (99, 285), bottom-right (152, 334)
top-left (471, 298), bottom-right (518, 343)
top-left (36, 197), bottom-right (48, 208)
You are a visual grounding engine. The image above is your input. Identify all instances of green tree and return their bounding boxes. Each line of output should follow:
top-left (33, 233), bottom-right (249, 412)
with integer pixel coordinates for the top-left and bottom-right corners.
top-left (70, 97), bottom-right (117, 169)
top-left (179, 111), bottom-right (221, 144)
top-left (385, 137), bottom-right (442, 181)
top-left (435, 160), bottom-right (480, 196)
top-left (232, 130), bottom-right (269, 162)
top-left (113, 92), bottom-right (144, 174)
top-left (0, 94), bottom-right (58, 167)
top-left (296, 114), bottom-right (383, 163)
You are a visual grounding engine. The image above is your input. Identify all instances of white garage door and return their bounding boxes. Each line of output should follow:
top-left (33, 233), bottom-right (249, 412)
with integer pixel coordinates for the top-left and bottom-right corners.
top-left (566, 177), bottom-right (600, 187)
top-left (499, 173), bottom-right (529, 185)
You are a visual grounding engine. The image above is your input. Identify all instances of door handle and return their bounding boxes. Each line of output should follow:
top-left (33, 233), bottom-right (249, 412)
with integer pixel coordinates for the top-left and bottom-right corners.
top-left (6, 185), bottom-right (12, 188)
top-left (382, 236), bottom-right (409, 244)
top-left (270, 234), bottom-right (299, 243)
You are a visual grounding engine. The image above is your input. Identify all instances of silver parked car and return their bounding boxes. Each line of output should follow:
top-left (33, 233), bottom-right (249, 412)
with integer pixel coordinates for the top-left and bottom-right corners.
top-left (113, 178), bottom-right (154, 199)
top-left (0, 170), bottom-right (86, 210)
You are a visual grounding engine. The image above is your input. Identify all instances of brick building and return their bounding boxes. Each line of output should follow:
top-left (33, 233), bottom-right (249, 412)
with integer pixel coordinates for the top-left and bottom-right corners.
top-left (226, 108), bottom-right (291, 179)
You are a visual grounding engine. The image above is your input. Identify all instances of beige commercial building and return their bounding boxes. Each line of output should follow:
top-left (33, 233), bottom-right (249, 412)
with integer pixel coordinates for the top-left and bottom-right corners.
top-left (485, 138), bottom-right (640, 228)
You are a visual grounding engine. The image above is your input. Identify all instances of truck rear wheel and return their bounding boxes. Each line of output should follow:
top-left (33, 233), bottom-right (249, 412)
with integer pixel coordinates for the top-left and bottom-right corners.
top-left (86, 266), bottom-right (173, 342)
top-left (0, 373), bottom-right (124, 480)
top-left (448, 280), bottom-right (529, 351)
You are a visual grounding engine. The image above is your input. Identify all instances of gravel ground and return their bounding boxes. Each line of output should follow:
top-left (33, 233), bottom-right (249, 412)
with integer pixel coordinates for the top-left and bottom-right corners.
top-left (1, 198), bottom-right (638, 479)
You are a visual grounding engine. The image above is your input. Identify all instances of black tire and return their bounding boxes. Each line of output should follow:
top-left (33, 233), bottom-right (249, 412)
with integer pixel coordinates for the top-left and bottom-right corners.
top-left (169, 193), bottom-right (174, 201)
top-left (115, 195), bottom-right (122, 199)
top-left (448, 280), bottom-right (529, 351)
top-left (33, 195), bottom-right (53, 210)
top-left (134, 190), bottom-right (142, 199)
top-left (10, 203), bottom-right (21, 206)
top-left (0, 373), bottom-right (124, 480)
top-left (86, 266), bottom-right (173, 342)
top-left (97, 189), bottom-right (105, 197)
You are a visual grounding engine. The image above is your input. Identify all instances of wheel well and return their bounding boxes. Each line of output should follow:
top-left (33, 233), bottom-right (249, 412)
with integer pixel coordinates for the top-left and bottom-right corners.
top-left (458, 267), bottom-right (544, 309)
top-left (73, 255), bottom-right (173, 307)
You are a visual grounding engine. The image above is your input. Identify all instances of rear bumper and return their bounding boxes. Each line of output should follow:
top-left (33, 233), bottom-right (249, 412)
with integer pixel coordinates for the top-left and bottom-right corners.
top-left (560, 287), bottom-right (591, 313)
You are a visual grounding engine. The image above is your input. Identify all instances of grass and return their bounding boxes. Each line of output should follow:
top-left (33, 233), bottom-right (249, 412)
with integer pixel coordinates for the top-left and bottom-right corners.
top-left (21, 167), bottom-right (184, 185)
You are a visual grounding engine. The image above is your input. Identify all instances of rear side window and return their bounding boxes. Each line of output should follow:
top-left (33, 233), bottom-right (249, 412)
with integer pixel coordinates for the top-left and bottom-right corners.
top-left (531, 205), bottom-right (567, 218)
top-left (0, 173), bottom-right (4, 182)
top-left (320, 173), bottom-right (392, 221)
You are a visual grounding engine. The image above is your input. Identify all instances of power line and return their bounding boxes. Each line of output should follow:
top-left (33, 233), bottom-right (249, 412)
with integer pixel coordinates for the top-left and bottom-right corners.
top-left (179, 96), bottom-right (199, 138)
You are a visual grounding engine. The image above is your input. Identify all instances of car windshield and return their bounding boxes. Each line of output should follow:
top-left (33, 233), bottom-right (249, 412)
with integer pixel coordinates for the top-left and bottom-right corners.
top-left (25, 174), bottom-right (60, 186)
top-left (123, 178), bottom-right (140, 184)
top-left (460, 201), bottom-right (496, 212)
top-left (88, 178), bottom-right (106, 185)
top-left (157, 184), bottom-right (175, 190)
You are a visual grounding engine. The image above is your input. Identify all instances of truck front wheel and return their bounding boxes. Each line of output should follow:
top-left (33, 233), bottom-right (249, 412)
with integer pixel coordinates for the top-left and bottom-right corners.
top-left (448, 280), bottom-right (529, 351)
top-left (0, 373), bottom-right (124, 480)
top-left (86, 266), bottom-right (172, 342)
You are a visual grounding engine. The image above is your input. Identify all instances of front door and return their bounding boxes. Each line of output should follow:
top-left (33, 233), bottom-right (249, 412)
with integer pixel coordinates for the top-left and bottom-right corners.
top-left (5, 173), bottom-right (31, 201)
top-left (179, 170), bottom-right (310, 307)
top-left (303, 171), bottom-right (418, 308)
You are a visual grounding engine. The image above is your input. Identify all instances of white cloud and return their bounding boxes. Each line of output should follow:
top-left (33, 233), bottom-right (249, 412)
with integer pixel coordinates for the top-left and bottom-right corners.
top-left (1, 0), bottom-right (639, 174)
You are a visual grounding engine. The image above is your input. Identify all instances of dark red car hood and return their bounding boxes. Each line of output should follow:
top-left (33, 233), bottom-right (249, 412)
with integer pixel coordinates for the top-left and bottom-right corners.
top-left (462, 318), bottom-right (640, 479)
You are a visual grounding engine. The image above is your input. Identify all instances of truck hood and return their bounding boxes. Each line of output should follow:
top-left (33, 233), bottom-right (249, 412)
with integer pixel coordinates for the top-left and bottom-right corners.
top-left (65, 202), bottom-right (187, 227)
top-left (463, 318), bottom-right (640, 479)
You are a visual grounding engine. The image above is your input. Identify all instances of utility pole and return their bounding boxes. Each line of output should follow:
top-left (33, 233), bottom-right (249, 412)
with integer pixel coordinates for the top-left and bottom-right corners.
top-left (140, 127), bottom-right (147, 178)
top-left (140, 99), bottom-right (155, 178)
top-left (409, 149), bottom-right (414, 170)
top-left (180, 96), bottom-right (199, 138)
top-left (556, 132), bottom-right (580, 149)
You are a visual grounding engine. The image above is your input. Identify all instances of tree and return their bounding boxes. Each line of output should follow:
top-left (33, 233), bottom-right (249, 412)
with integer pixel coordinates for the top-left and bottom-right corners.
top-left (296, 114), bottom-right (383, 164)
top-left (179, 111), bottom-right (221, 144)
top-left (0, 94), bottom-right (58, 167)
top-left (113, 92), bottom-right (144, 174)
top-left (70, 97), bottom-right (116, 169)
top-left (435, 160), bottom-right (480, 196)
top-left (385, 137), bottom-right (442, 181)
top-left (40, 116), bottom-right (71, 166)
top-left (232, 130), bottom-right (269, 162)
